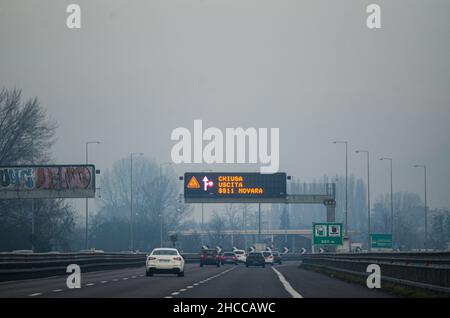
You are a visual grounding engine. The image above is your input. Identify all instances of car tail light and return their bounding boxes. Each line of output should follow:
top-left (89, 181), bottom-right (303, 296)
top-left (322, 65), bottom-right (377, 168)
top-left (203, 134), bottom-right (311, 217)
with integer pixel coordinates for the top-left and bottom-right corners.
top-left (200, 254), bottom-right (205, 259)
top-left (173, 257), bottom-right (181, 261)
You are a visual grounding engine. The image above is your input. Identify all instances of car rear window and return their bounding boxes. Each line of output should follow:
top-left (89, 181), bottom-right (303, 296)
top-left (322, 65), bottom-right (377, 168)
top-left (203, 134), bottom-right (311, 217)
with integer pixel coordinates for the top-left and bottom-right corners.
top-left (234, 251), bottom-right (244, 255)
top-left (262, 252), bottom-right (271, 257)
top-left (223, 252), bottom-right (235, 256)
top-left (248, 253), bottom-right (262, 257)
top-left (202, 250), bottom-right (217, 256)
top-left (152, 250), bottom-right (178, 255)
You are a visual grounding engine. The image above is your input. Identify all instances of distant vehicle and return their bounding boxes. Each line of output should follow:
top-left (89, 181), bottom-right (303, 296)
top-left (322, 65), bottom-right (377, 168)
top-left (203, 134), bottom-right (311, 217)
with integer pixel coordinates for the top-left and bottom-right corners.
top-left (200, 248), bottom-right (221, 267)
top-left (233, 249), bottom-right (247, 263)
top-left (245, 252), bottom-right (265, 268)
top-left (78, 249), bottom-right (105, 253)
top-left (145, 248), bottom-right (185, 277)
top-left (262, 251), bottom-right (274, 265)
top-left (272, 251), bottom-right (282, 264)
top-left (221, 252), bottom-right (238, 265)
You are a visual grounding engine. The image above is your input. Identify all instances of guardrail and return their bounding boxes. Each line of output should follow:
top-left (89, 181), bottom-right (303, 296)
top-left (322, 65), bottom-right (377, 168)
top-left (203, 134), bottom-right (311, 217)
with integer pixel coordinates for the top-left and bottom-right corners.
top-left (300, 252), bottom-right (450, 294)
top-left (0, 252), bottom-right (147, 281)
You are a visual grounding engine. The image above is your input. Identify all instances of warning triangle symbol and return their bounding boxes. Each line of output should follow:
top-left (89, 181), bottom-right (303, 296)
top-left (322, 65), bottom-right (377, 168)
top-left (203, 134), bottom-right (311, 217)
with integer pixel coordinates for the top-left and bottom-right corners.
top-left (187, 176), bottom-right (201, 189)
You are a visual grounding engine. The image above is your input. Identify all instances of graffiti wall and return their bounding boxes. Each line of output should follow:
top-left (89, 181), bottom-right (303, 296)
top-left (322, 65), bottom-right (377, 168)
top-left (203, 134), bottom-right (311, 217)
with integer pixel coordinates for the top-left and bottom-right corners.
top-left (0, 165), bottom-right (95, 199)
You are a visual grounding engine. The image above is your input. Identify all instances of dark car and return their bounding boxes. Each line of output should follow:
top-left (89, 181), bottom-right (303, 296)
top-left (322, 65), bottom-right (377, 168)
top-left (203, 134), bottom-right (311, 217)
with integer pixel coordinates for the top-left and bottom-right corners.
top-left (200, 249), bottom-right (221, 267)
top-left (272, 251), bottom-right (282, 264)
top-left (221, 252), bottom-right (238, 265)
top-left (245, 252), bottom-right (265, 268)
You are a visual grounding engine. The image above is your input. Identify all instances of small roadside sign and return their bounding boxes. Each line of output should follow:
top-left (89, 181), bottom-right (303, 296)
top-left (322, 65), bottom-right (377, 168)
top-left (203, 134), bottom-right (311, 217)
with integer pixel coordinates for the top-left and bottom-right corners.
top-left (370, 233), bottom-right (393, 250)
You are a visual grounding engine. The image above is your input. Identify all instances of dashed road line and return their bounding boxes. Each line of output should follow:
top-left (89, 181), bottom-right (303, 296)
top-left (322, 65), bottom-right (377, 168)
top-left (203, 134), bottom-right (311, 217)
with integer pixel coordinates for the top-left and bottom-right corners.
top-left (167, 265), bottom-right (237, 298)
top-left (52, 289), bottom-right (63, 292)
top-left (29, 293), bottom-right (42, 297)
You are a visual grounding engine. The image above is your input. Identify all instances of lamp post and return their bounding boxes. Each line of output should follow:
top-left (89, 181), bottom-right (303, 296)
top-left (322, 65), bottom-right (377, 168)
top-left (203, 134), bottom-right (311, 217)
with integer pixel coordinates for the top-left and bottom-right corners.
top-left (159, 162), bottom-right (173, 247)
top-left (414, 164), bottom-right (427, 250)
top-left (332, 141), bottom-right (348, 237)
top-left (356, 150), bottom-right (371, 251)
top-left (380, 158), bottom-right (394, 240)
top-left (85, 141), bottom-right (100, 250)
top-left (130, 152), bottom-right (144, 251)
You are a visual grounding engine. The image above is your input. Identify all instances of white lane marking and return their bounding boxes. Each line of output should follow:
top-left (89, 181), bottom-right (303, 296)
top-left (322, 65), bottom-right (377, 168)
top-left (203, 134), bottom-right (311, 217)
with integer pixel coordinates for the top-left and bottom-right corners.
top-left (165, 296), bottom-right (173, 298)
top-left (166, 266), bottom-right (237, 298)
top-left (122, 277), bottom-right (128, 280)
top-left (52, 289), bottom-right (63, 292)
top-left (112, 279), bottom-right (119, 282)
top-left (131, 276), bottom-right (137, 279)
top-left (29, 293), bottom-right (42, 297)
top-left (271, 267), bottom-right (303, 298)
top-left (86, 283), bottom-right (95, 286)
top-left (101, 281), bottom-right (108, 284)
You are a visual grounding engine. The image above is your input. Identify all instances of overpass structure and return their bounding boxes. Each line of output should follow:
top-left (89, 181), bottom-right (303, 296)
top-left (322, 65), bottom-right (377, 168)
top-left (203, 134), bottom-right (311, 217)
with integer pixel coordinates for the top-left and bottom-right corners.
top-left (168, 229), bottom-right (313, 236)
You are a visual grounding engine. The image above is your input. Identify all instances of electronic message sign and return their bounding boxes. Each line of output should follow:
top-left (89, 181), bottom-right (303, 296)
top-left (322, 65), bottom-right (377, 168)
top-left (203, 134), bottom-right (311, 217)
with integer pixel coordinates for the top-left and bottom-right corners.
top-left (0, 165), bottom-right (96, 199)
top-left (184, 172), bottom-right (287, 203)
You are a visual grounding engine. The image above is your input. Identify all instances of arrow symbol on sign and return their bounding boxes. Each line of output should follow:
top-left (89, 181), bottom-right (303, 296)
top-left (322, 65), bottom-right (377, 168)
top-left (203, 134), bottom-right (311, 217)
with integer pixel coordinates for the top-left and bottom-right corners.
top-left (202, 176), bottom-right (209, 191)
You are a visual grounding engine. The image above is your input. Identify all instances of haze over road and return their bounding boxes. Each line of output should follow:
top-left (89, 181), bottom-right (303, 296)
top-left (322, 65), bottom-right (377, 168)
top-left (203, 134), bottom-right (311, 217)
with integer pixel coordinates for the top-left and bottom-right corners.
top-left (0, 262), bottom-right (392, 298)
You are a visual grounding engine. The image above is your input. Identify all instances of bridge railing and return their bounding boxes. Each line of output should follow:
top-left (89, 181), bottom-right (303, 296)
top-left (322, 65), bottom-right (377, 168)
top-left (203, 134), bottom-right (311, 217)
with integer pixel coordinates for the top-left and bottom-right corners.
top-left (301, 252), bottom-right (450, 294)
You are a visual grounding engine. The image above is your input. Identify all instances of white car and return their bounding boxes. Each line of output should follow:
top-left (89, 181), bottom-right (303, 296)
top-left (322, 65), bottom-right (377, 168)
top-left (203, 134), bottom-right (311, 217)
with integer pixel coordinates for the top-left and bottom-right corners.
top-left (145, 248), bottom-right (185, 277)
top-left (262, 251), bottom-right (274, 265)
top-left (233, 249), bottom-right (247, 263)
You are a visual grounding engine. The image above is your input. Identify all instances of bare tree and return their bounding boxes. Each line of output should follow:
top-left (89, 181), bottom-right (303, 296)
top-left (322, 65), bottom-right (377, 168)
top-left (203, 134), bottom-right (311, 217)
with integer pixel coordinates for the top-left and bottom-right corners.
top-left (92, 157), bottom-right (191, 251)
top-left (0, 88), bottom-right (75, 252)
top-left (0, 88), bottom-right (56, 165)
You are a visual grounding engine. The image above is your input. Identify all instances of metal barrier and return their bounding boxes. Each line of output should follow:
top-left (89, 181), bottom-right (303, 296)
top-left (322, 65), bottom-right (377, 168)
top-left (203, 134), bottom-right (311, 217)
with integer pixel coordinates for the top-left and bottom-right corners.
top-left (0, 252), bottom-right (147, 281)
top-left (300, 252), bottom-right (450, 294)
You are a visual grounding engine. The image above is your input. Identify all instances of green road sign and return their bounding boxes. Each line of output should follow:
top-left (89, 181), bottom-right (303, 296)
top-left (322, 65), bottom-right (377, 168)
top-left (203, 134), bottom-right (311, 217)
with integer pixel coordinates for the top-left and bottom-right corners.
top-left (313, 223), bottom-right (343, 245)
top-left (370, 233), bottom-right (392, 249)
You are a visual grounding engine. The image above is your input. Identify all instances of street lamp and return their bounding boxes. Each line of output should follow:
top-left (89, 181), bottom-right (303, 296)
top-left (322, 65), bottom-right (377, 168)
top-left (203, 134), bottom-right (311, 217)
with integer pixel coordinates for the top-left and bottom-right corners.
top-left (356, 150), bottom-right (371, 251)
top-left (85, 141), bottom-right (101, 250)
top-left (130, 152), bottom-right (144, 251)
top-left (414, 164), bottom-right (427, 250)
top-left (159, 162), bottom-right (173, 247)
top-left (380, 158), bottom-right (394, 241)
top-left (332, 141), bottom-right (348, 237)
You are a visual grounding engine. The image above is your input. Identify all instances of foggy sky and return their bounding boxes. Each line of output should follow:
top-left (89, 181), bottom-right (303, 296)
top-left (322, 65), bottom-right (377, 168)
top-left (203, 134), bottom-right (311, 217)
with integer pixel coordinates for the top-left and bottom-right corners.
top-left (1, 0), bottom-right (450, 221)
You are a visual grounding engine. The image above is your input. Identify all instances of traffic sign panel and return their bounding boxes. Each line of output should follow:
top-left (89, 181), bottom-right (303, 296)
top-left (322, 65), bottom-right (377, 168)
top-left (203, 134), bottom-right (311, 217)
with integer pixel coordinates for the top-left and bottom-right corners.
top-left (184, 172), bottom-right (287, 203)
top-left (313, 223), bottom-right (343, 245)
top-left (370, 233), bottom-right (392, 249)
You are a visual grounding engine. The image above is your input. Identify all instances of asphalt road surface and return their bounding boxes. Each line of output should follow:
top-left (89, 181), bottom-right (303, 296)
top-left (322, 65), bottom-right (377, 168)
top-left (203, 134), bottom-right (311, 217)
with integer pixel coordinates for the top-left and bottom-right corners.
top-left (0, 262), bottom-right (393, 298)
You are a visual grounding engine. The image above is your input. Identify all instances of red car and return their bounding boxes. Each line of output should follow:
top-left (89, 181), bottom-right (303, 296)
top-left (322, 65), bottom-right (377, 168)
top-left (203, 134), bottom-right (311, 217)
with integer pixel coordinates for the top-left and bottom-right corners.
top-left (200, 249), bottom-right (221, 267)
top-left (220, 252), bottom-right (238, 265)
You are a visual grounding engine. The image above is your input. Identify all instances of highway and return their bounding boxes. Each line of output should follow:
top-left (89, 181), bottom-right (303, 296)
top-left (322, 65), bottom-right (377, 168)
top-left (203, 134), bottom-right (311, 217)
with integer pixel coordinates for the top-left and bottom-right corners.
top-left (0, 262), bottom-right (393, 298)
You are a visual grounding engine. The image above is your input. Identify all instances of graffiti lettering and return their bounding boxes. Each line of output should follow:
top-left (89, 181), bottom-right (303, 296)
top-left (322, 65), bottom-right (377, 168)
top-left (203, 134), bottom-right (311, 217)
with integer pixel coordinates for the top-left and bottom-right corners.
top-left (0, 166), bottom-right (92, 191)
